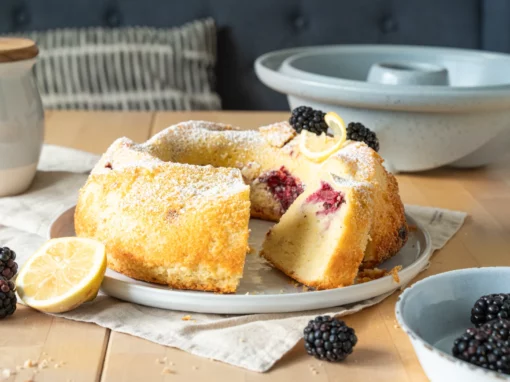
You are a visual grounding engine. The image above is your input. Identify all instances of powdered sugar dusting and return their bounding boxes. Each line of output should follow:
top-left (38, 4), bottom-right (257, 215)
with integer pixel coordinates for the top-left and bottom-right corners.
top-left (142, 121), bottom-right (270, 165)
top-left (330, 141), bottom-right (382, 180)
top-left (90, 123), bottom-right (380, 210)
top-left (258, 121), bottom-right (296, 148)
top-left (89, 133), bottom-right (249, 208)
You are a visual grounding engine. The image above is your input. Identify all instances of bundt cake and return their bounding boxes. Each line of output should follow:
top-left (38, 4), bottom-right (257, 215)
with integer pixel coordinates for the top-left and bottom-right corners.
top-left (75, 119), bottom-right (407, 293)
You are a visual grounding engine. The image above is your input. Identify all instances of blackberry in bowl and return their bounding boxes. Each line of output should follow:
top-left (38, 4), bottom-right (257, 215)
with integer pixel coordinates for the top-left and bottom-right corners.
top-left (471, 294), bottom-right (510, 327)
top-left (452, 320), bottom-right (510, 375)
top-left (396, 267), bottom-right (510, 381)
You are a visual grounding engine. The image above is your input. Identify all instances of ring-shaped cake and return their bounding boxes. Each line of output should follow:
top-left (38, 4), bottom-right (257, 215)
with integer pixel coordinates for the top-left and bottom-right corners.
top-left (75, 121), bottom-right (407, 293)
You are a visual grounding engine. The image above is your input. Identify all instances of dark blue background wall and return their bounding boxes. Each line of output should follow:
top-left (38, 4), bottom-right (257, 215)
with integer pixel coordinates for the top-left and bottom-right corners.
top-left (2, 0), bottom-right (508, 110)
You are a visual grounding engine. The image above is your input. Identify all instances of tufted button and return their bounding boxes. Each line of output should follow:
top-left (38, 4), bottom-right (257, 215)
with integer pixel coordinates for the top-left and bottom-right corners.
top-left (104, 8), bottom-right (122, 27)
top-left (293, 16), bottom-right (307, 30)
top-left (12, 5), bottom-right (30, 28)
top-left (380, 16), bottom-right (398, 34)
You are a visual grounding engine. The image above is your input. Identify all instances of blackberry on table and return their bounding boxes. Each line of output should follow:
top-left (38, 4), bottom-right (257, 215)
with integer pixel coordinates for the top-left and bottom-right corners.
top-left (471, 294), bottom-right (510, 327)
top-left (303, 315), bottom-right (357, 362)
top-left (452, 319), bottom-right (510, 375)
top-left (0, 247), bottom-right (17, 280)
top-left (346, 122), bottom-right (379, 152)
top-left (0, 276), bottom-right (16, 319)
top-left (289, 106), bottom-right (328, 135)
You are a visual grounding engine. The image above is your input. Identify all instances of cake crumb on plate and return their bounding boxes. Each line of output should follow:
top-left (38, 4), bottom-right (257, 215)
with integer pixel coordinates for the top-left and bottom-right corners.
top-left (356, 265), bottom-right (402, 284)
top-left (23, 359), bottom-right (37, 368)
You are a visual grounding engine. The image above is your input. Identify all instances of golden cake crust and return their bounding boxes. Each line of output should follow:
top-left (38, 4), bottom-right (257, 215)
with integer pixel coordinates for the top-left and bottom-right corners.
top-left (75, 139), bottom-right (250, 293)
top-left (324, 142), bottom-right (408, 266)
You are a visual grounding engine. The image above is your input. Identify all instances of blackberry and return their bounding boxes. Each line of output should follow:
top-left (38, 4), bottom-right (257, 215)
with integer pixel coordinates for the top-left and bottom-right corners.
top-left (0, 247), bottom-right (18, 280)
top-left (452, 319), bottom-right (510, 375)
top-left (346, 122), bottom-right (379, 152)
top-left (289, 106), bottom-right (328, 135)
top-left (303, 315), bottom-right (357, 362)
top-left (471, 294), bottom-right (510, 327)
top-left (0, 277), bottom-right (16, 319)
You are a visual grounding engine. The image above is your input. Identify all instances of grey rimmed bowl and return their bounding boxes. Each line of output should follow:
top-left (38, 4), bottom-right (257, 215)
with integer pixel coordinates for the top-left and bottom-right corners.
top-left (396, 267), bottom-right (510, 382)
top-left (254, 45), bottom-right (510, 172)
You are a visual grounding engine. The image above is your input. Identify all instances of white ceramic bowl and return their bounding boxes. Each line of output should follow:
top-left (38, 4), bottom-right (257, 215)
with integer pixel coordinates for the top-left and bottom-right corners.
top-left (254, 45), bottom-right (510, 172)
top-left (396, 267), bottom-right (510, 382)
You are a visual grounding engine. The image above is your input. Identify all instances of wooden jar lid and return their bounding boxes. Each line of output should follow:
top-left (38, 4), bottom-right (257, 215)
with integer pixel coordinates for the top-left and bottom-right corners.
top-left (0, 38), bottom-right (39, 63)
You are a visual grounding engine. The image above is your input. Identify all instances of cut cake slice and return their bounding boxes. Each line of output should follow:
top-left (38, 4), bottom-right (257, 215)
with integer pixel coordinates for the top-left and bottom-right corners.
top-left (260, 173), bottom-right (374, 289)
top-left (75, 138), bottom-right (251, 293)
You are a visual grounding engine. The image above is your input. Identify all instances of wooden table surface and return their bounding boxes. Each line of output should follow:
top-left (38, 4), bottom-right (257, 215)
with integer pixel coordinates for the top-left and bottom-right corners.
top-left (2, 110), bottom-right (510, 382)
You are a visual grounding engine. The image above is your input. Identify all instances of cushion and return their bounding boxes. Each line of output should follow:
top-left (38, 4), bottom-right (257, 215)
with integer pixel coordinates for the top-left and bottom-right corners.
top-left (23, 19), bottom-right (220, 110)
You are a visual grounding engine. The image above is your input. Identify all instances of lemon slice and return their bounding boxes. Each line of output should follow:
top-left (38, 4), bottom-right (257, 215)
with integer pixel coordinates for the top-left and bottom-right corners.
top-left (16, 237), bottom-right (106, 313)
top-left (324, 112), bottom-right (347, 141)
top-left (300, 111), bottom-right (347, 162)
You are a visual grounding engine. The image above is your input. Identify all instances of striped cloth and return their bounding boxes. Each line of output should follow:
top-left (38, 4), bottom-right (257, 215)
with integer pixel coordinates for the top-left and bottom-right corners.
top-left (20, 19), bottom-right (220, 111)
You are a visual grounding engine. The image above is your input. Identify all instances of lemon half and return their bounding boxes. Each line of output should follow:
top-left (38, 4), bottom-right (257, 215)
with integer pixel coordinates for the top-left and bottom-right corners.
top-left (299, 112), bottom-right (347, 162)
top-left (16, 237), bottom-right (106, 313)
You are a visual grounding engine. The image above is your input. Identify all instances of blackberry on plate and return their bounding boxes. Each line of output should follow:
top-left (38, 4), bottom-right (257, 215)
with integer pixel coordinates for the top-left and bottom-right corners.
top-left (0, 276), bottom-right (16, 319)
top-left (471, 294), bottom-right (510, 327)
top-left (289, 106), bottom-right (328, 135)
top-left (453, 319), bottom-right (510, 375)
top-left (346, 122), bottom-right (380, 152)
top-left (0, 247), bottom-right (18, 280)
top-left (303, 315), bottom-right (357, 362)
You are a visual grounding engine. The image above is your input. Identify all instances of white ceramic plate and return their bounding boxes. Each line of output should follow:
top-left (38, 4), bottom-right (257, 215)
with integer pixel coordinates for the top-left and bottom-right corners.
top-left (49, 206), bottom-right (432, 314)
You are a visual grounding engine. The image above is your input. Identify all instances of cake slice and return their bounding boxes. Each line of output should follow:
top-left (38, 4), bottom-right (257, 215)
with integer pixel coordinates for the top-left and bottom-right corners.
top-left (75, 138), bottom-right (251, 293)
top-left (260, 173), bottom-right (374, 289)
top-left (322, 142), bottom-right (408, 267)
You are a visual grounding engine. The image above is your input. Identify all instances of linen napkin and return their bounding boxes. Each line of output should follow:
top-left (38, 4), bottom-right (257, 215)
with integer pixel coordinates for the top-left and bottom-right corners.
top-left (0, 145), bottom-right (466, 372)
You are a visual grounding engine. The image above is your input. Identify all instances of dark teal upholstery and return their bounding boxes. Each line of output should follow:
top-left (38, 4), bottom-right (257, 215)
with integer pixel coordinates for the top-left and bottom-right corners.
top-left (0, 0), bottom-right (506, 110)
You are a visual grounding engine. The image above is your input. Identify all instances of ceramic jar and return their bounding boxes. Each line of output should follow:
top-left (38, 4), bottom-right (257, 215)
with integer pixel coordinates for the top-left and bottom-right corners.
top-left (0, 38), bottom-right (44, 197)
